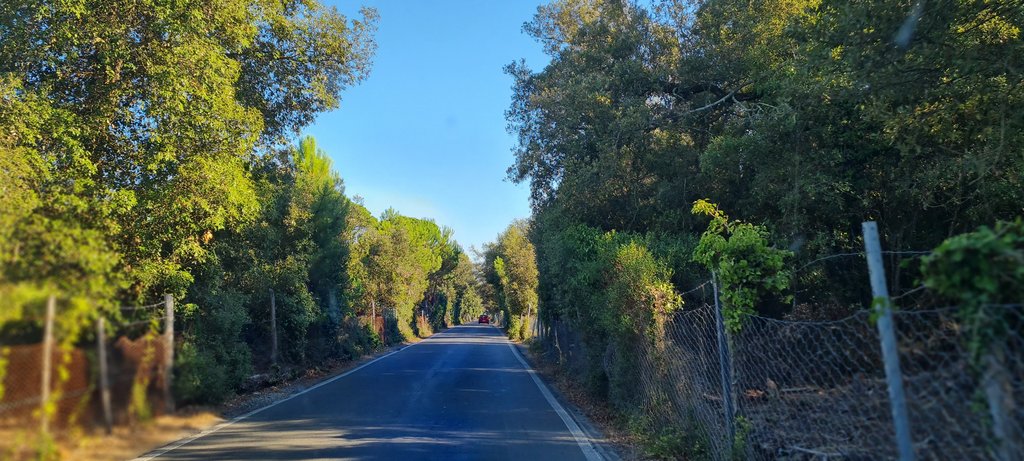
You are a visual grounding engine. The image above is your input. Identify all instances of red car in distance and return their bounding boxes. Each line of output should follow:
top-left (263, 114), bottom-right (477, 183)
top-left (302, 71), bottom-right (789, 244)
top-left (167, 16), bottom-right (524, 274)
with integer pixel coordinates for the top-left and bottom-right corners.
top-left (478, 314), bottom-right (489, 324)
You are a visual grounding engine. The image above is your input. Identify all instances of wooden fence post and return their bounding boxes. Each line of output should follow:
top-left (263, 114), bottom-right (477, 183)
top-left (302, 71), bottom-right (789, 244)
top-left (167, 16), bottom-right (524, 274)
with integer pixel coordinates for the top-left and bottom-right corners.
top-left (270, 289), bottom-right (278, 366)
top-left (96, 317), bottom-right (113, 434)
top-left (163, 294), bottom-right (175, 413)
top-left (370, 299), bottom-right (380, 344)
top-left (40, 295), bottom-right (56, 436)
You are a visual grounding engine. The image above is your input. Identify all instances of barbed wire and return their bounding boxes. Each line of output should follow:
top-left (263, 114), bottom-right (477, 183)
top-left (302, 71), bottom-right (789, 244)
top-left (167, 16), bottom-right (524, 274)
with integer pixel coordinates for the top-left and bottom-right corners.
top-left (0, 386), bottom-right (93, 413)
top-left (892, 284), bottom-right (928, 300)
top-left (119, 300), bottom-right (166, 311)
top-left (679, 279), bottom-right (712, 296)
top-left (791, 249), bottom-right (933, 274)
top-left (118, 316), bottom-right (168, 328)
top-left (792, 252), bottom-right (864, 273)
top-left (882, 250), bottom-right (933, 256)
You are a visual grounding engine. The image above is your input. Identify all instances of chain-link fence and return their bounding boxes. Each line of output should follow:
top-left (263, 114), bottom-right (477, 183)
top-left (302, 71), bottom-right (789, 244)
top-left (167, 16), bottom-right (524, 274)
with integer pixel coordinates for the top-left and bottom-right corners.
top-left (539, 230), bottom-right (1022, 460)
top-left (545, 301), bottom-right (1023, 460)
top-left (730, 310), bottom-right (895, 459)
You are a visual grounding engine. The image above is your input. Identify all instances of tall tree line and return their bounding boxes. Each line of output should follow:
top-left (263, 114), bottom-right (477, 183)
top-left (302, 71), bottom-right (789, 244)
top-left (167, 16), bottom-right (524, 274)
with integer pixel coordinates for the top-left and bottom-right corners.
top-left (507, 0), bottom-right (1022, 324)
top-left (0, 0), bottom-right (475, 405)
top-left (499, 0), bottom-right (1023, 450)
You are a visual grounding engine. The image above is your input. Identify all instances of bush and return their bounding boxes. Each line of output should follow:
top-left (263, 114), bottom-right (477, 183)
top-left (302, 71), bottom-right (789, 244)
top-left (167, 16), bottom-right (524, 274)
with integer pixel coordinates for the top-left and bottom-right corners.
top-left (174, 341), bottom-right (224, 404)
top-left (922, 219), bottom-right (1024, 360)
top-left (174, 338), bottom-right (252, 404)
top-left (605, 241), bottom-right (681, 413)
top-left (691, 200), bottom-right (791, 332)
top-left (178, 259), bottom-right (253, 403)
top-left (506, 314), bottom-right (524, 341)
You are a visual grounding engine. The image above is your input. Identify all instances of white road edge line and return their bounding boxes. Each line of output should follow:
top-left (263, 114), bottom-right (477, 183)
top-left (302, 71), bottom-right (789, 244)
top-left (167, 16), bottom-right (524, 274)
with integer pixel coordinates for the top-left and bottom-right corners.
top-left (507, 341), bottom-right (603, 461)
top-left (132, 343), bottom-right (415, 461)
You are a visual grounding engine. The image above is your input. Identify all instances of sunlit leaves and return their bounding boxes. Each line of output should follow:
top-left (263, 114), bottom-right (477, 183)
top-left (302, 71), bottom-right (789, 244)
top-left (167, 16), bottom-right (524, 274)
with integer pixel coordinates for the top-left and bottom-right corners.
top-left (692, 200), bottom-right (792, 331)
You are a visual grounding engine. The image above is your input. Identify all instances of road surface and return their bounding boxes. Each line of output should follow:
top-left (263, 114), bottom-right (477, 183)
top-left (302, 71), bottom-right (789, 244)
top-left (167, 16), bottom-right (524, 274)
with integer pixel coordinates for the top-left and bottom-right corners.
top-left (139, 324), bottom-right (601, 460)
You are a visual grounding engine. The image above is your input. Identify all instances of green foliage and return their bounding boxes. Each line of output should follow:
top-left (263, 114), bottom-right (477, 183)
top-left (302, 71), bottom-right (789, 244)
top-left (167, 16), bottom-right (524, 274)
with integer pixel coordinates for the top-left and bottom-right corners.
top-left (484, 221), bottom-right (540, 341)
top-left (175, 341), bottom-right (231, 405)
top-left (499, 210), bottom-right (687, 413)
top-left (421, 227), bottom-right (465, 331)
top-left (627, 413), bottom-right (710, 460)
top-left (35, 431), bottom-right (59, 461)
top-left (605, 241), bottom-right (683, 409)
top-left (505, 0), bottom-right (1021, 457)
top-left (921, 219), bottom-right (1024, 360)
top-left (508, 0), bottom-right (1023, 316)
top-left (456, 288), bottom-right (485, 324)
top-left (128, 335), bottom-right (157, 424)
top-left (0, 0), bottom-right (380, 406)
top-left (0, 0), bottom-right (376, 307)
top-left (692, 200), bottom-right (792, 331)
top-left (607, 242), bottom-right (683, 336)
top-left (0, 348), bottom-right (8, 402)
top-left (347, 209), bottom-right (469, 341)
top-left (731, 415), bottom-right (754, 460)
top-left (921, 219), bottom-right (1024, 308)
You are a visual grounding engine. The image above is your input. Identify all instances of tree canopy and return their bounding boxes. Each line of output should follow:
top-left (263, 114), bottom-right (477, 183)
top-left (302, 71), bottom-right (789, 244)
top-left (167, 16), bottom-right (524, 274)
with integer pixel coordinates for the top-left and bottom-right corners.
top-left (498, 1), bottom-right (1023, 455)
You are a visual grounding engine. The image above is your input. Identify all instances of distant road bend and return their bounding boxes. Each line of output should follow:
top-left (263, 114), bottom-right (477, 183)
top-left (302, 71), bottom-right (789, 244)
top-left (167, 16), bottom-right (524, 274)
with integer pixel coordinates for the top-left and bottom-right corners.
top-left (136, 325), bottom-right (603, 461)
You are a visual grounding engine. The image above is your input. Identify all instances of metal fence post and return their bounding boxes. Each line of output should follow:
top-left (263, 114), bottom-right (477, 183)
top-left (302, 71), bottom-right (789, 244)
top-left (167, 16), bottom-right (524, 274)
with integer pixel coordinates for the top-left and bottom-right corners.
top-left (40, 294), bottom-right (56, 436)
top-left (163, 294), bottom-right (175, 413)
top-left (711, 271), bottom-right (736, 452)
top-left (863, 221), bottom-right (915, 461)
top-left (96, 317), bottom-right (113, 434)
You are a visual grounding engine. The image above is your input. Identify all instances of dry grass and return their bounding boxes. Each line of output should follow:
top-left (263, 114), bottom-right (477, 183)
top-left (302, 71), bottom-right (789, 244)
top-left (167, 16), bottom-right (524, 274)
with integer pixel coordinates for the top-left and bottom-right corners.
top-left (0, 410), bottom-right (220, 461)
top-left (65, 410), bottom-right (223, 461)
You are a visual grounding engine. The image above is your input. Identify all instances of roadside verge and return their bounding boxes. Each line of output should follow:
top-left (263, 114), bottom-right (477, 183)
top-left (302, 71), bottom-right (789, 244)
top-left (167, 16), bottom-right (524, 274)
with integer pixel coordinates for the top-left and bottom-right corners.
top-left (512, 342), bottom-right (630, 461)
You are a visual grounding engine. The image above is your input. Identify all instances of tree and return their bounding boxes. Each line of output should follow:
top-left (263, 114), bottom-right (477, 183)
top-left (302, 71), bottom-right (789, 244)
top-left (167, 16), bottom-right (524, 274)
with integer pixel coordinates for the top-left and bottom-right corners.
top-left (507, 0), bottom-right (1023, 318)
top-left (348, 210), bottom-right (452, 340)
top-left (0, 0), bottom-right (378, 328)
top-left (455, 287), bottom-right (485, 325)
top-left (485, 221), bottom-right (540, 340)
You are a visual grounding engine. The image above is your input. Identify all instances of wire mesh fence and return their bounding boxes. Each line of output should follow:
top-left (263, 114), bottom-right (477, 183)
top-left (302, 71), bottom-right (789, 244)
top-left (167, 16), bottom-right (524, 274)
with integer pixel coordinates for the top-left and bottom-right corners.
top-left (0, 343), bottom-right (93, 437)
top-left (655, 304), bottom-right (731, 457)
top-left (731, 311), bottom-right (895, 459)
top-left (539, 230), bottom-right (1023, 461)
top-left (544, 300), bottom-right (1023, 460)
top-left (0, 297), bottom-right (173, 455)
top-left (896, 305), bottom-right (1024, 460)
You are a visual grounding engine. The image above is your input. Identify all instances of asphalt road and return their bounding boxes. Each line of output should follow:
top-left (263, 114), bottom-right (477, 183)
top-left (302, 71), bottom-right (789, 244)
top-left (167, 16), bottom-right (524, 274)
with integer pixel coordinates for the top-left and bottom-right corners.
top-left (140, 324), bottom-right (600, 461)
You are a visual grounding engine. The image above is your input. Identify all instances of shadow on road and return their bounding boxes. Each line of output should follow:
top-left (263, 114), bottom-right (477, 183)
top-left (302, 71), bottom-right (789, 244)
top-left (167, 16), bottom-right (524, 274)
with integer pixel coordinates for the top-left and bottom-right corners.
top-left (152, 324), bottom-right (591, 461)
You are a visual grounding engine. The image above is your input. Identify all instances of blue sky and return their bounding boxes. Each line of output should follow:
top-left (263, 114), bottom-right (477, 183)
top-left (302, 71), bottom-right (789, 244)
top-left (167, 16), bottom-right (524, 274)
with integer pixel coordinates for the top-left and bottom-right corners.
top-left (303, 0), bottom-right (549, 254)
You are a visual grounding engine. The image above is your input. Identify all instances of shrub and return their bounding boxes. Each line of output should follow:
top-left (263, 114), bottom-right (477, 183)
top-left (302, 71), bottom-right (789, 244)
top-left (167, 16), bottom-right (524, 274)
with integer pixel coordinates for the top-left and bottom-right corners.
top-left (174, 338), bottom-right (252, 404)
top-left (921, 219), bottom-right (1024, 360)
